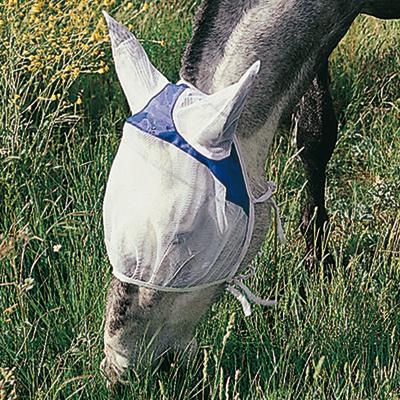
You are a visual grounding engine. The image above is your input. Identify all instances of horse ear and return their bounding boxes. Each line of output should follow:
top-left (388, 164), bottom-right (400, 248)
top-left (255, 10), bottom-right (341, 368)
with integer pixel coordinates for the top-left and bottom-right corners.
top-left (103, 12), bottom-right (169, 113)
top-left (175, 61), bottom-right (260, 160)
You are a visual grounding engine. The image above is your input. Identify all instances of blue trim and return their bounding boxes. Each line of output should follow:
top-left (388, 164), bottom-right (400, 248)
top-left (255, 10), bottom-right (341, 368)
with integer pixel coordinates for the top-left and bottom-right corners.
top-left (127, 84), bottom-right (249, 215)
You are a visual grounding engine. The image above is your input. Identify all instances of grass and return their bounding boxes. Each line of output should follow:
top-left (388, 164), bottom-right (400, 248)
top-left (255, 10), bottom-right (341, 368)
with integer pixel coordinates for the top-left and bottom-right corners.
top-left (0, 1), bottom-right (399, 399)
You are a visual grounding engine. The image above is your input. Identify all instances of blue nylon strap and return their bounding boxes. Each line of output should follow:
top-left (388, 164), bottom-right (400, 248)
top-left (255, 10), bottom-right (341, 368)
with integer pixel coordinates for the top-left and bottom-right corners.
top-left (127, 83), bottom-right (250, 215)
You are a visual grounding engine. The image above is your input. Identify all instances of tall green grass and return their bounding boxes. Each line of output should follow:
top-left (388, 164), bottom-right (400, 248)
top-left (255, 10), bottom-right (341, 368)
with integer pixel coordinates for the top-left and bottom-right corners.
top-left (0, 1), bottom-right (399, 398)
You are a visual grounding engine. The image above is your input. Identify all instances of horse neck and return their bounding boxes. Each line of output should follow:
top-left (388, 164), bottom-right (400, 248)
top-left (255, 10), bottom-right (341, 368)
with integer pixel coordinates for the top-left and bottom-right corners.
top-left (181, 0), bottom-right (361, 191)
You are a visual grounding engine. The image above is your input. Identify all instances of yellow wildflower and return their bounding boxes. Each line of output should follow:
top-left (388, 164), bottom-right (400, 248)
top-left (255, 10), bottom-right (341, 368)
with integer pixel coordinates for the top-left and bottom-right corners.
top-left (71, 67), bottom-right (80, 79)
top-left (90, 31), bottom-right (101, 43)
top-left (31, 2), bottom-right (44, 15)
top-left (142, 2), bottom-right (150, 11)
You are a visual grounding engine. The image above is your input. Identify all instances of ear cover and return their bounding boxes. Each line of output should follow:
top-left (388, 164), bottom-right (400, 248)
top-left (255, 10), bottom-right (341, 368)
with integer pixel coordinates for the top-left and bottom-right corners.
top-left (103, 12), bottom-right (169, 114)
top-left (174, 61), bottom-right (260, 160)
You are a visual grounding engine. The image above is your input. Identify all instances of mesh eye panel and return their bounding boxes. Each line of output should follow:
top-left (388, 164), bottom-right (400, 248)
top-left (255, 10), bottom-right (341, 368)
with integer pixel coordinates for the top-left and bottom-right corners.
top-left (103, 84), bottom-right (251, 290)
top-left (103, 124), bottom-right (248, 289)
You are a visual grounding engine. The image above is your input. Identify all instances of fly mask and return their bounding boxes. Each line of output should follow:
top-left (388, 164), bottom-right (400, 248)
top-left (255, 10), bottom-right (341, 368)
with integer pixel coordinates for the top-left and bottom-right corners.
top-left (102, 13), bottom-right (282, 315)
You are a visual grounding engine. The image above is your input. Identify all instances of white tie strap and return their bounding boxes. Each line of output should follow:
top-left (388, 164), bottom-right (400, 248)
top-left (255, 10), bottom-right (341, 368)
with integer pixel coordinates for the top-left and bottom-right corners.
top-left (227, 278), bottom-right (277, 317)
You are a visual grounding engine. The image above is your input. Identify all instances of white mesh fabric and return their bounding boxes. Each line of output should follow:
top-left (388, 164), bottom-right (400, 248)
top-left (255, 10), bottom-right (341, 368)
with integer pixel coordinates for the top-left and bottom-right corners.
top-left (103, 12), bottom-right (169, 114)
top-left (173, 89), bottom-right (234, 160)
top-left (174, 61), bottom-right (260, 160)
top-left (103, 123), bottom-right (248, 290)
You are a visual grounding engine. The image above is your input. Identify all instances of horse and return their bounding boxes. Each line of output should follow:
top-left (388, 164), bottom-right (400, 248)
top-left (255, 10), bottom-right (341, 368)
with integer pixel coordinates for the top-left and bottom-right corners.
top-left (100, 0), bottom-right (399, 383)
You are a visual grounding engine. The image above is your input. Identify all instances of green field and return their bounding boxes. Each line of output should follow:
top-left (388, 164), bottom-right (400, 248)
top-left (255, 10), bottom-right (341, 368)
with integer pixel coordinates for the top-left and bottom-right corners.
top-left (1, 1), bottom-right (399, 399)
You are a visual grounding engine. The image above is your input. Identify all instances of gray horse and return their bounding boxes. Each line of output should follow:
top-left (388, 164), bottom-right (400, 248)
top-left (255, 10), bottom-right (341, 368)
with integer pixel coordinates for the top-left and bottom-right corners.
top-left (101, 0), bottom-right (399, 383)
